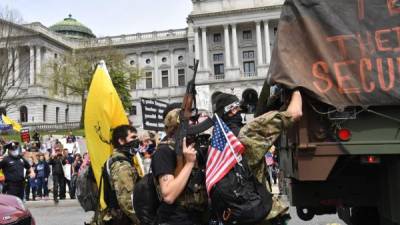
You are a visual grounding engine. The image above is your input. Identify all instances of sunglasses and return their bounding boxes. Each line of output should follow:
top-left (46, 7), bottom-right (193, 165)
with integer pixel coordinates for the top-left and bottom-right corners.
top-left (224, 101), bottom-right (241, 114)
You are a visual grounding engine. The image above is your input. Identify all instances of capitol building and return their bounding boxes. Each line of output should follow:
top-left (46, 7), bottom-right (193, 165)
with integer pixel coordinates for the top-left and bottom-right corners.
top-left (0, 0), bottom-right (283, 129)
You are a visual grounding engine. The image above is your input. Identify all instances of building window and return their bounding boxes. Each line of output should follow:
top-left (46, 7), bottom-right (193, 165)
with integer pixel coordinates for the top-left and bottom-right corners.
top-left (129, 105), bottom-right (137, 115)
top-left (243, 61), bottom-right (256, 75)
top-left (145, 72), bottom-right (152, 89)
top-left (130, 79), bottom-right (136, 90)
top-left (56, 107), bottom-right (59, 124)
top-left (243, 51), bottom-right (255, 59)
top-left (178, 69), bottom-right (185, 86)
top-left (130, 60), bottom-right (135, 65)
top-left (162, 70), bottom-right (169, 88)
top-left (214, 64), bottom-right (224, 75)
top-left (162, 57), bottom-right (167, 63)
top-left (213, 33), bottom-right (222, 42)
top-left (146, 59), bottom-right (151, 64)
top-left (43, 105), bottom-right (47, 122)
top-left (243, 30), bottom-right (252, 40)
top-left (213, 53), bottom-right (223, 62)
top-left (178, 55), bottom-right (184, 61)
top-left (65, 108), bottom-right (69, 122)
top-left (20, 106), bottom-right (28, 123)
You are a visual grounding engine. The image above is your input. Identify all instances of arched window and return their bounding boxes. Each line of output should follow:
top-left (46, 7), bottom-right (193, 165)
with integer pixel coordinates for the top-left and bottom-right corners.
top-left (242, 89), bottom-right (258, 114)
top-left (20, 106), bottom-right (28, 122)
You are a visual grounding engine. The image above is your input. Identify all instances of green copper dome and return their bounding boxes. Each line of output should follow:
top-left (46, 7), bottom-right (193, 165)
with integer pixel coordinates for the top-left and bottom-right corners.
top-left (49, 14), bottom-right (96, 39)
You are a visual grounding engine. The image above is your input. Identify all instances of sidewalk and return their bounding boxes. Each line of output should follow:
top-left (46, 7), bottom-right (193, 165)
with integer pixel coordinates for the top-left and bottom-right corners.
top-left (25, 198), bottom-right (80, 208)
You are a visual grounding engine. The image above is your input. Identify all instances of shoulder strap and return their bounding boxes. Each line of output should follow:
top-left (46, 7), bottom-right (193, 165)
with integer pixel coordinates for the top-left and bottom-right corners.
top-left (106, 155), bottom-right (131, 177)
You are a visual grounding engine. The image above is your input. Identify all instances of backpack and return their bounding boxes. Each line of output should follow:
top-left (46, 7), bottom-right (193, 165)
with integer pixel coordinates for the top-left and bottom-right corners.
top-left (132, 173), bottom-right (161, 225)
top-left (76, 165), bottom-right (98, 212)
top-left (210, 159), bottom-right (272, 225)
top-left (101, 155), bottom-right (132, 210)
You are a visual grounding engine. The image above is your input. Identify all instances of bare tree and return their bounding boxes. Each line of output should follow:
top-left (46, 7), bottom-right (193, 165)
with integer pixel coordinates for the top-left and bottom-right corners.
top-left (0, 7), bottom-right (29, 114)
top-left (42, 45), bottom-right (141, 127)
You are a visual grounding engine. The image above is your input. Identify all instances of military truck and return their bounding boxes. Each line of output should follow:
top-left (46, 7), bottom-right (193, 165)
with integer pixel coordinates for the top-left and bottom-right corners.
top-left (277, 100), bottom-right (400, 225)
top-left (257, 1), bottom-right (400, 224)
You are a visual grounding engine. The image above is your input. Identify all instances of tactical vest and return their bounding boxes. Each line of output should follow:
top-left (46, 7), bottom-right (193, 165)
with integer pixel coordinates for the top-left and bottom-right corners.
top-left (158, 140), bottom-right (208, 212)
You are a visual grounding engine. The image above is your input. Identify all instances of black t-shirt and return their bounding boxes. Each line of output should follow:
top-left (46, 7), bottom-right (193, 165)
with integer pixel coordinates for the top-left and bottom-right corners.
top-left (151, 144), bottom-right (202, 225)
top-left (0, 156), bottom-right (31, 182)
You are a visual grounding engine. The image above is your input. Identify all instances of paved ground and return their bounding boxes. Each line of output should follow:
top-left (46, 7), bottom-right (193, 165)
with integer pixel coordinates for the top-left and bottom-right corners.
top-left (28, 200), bottom-right (93, 225)
top-left (27, 199), bottom-right (345, 225)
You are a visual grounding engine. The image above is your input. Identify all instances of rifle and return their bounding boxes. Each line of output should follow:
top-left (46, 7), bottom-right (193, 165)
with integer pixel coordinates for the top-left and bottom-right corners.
top-left (174, 59), bottom-right (214, 173)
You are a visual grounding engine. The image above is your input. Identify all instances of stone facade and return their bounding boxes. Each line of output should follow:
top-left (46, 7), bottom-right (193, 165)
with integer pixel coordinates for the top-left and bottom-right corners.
top-left (0, 0), bottom-right (283, 128)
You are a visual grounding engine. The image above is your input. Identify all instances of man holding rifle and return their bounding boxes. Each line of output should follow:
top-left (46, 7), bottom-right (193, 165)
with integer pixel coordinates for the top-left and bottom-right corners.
top-left (151, 105), bottom-right (208, 225)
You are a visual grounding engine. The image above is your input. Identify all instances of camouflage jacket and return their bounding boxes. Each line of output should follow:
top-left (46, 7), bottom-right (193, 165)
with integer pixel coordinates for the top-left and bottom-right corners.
top-left (238, 111), bottom-right (293, 185)
top-left (109, 151), bottom-right (140, 224)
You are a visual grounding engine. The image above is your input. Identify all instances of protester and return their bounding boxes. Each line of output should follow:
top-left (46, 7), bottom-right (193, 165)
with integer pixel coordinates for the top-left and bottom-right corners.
top-left (99, 125), bottom-right (140, 225)
top-left (139, 131), bottom-right (154, 174)
top-left (36, 153), bottom-right (50, 200)
top-left (49, 144), bottom-right (66, 203)
top-left (0, 141), bottom-right (35, 200)
top-left (70, 153), bottom-right (82, 199)
top-left (66, 131), bottom-right (76, 143)
top-left (25, 155), bottom-right (38, 201)
top-left (151, 104), bottom-right (208, 225)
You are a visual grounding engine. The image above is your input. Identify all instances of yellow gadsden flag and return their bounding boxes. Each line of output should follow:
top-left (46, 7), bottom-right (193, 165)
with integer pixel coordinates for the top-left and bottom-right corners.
top-left (84, 61), bottom-right (128, 210)
top-left (2, 114), bottom-right (22, 132)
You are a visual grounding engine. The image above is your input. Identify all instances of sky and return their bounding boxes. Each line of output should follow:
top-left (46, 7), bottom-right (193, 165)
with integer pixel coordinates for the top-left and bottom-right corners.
top-left (0, 0), bottom-right (193, 37)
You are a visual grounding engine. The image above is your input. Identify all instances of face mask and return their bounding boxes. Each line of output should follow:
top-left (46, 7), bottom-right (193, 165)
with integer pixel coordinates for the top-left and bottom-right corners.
top-left (10, 149), bottom-right (20, 158)
top-left (121, 139), bottom-right (140, 156)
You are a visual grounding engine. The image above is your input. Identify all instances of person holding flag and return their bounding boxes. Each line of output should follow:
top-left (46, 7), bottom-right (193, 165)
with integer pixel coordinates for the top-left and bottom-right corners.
top-left (84, 61), bottom-right (141, 225)
top-left (209, 90), bottom-right (302, 224)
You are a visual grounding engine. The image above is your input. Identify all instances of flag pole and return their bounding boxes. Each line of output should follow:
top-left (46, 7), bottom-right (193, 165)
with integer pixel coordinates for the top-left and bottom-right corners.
top-left (214, 114), bottom-right (242, 166)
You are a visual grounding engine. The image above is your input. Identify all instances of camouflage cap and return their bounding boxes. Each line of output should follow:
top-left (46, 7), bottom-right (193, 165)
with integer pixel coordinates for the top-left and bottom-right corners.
top-left (164, 108), bottom-right (180, 135)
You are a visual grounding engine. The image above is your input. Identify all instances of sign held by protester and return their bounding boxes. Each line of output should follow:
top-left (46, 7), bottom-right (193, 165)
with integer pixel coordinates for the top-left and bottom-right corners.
top-left (265, 0), bottom-right (400, 107)
top-left (141, 98), bottom-right (168, 131)
top-left (20, 128), bottom-right (30, 143)
top-left (140, 98), bottom-right (168, 131)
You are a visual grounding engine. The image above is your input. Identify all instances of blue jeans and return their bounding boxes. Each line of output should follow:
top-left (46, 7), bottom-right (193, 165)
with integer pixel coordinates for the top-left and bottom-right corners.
top-left (36, 177), bottom-right (49, 197)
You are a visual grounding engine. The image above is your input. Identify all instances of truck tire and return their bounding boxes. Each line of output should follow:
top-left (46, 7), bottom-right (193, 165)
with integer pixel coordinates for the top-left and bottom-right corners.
top-left (350, 207), bottom-right (379, 225)
top-left (296, 207), bottom-right (315, 221)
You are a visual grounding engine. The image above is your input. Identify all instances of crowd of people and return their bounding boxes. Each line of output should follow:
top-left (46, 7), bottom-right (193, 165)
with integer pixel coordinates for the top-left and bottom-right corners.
top-left (84, 89), bottom-right (302, 225)
top-left (0, 131), bottom-right (87, 203)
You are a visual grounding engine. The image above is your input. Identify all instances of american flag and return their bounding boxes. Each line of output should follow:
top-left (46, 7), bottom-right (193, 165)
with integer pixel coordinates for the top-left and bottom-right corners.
top-left (206, 117), bottom-right (245, 194)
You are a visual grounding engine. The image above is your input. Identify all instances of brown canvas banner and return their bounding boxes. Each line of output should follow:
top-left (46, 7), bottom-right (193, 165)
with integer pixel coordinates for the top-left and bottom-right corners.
top-left (266, 0), bottom-right (400, 107)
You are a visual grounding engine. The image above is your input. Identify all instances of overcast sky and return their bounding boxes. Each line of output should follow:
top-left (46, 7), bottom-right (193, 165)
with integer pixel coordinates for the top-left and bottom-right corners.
top-left (0, 0), bottom-right (193, 37)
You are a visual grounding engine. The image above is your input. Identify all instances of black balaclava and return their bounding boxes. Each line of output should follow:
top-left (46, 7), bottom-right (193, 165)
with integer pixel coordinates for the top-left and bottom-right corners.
top-left (212, 92), bottom-right (243, 136)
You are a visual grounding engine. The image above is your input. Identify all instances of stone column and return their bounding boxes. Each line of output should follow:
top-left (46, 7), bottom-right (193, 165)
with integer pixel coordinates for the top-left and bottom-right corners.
top-left (201, 27), bottom-right (209, 70)
top-left (194, 28), bottom-right (201, 62)
top-left (7, 49), bottom-right (13, 84)
top-left (263, 20), bottom-right (271, 65)
top-left (14, 48), bottom-right (19, 82)
top-left (256, 21), bottom-right (263, 65)
top-left (224, 24), bottom-right (231, 68)
top-left (231, 24), bottom-right (239, 67)
top-left (170, 50), bottom-right (175, 86)
top-left (36, 46), bottom-right (41, 76)
top-left (137, 53), bottom-right (143, 89)
top-left (29, 46), bottom-right (35, 85)
top-left (154, 52), bottom-right (159, 88)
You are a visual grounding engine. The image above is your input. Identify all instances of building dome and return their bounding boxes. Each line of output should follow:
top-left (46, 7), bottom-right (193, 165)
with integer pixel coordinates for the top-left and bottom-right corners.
top-left (49, 14), bottom-right (96, 39)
